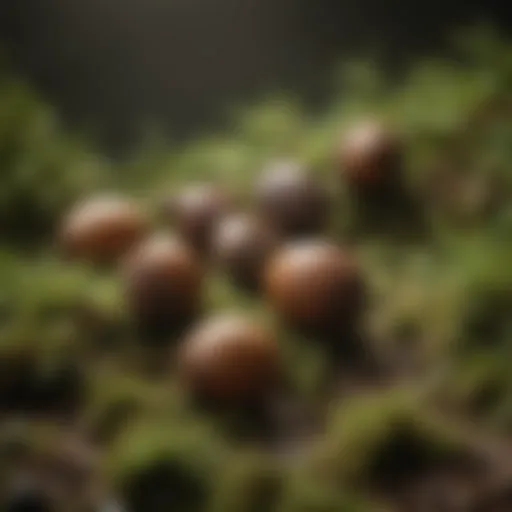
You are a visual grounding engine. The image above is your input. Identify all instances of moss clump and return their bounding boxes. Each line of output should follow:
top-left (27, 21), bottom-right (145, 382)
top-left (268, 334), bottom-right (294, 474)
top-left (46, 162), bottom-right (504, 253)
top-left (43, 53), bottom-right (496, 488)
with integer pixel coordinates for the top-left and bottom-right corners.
top-left (210, 453), bottom-right (283, 512)
top-left (317, 390), bottom-right (475, 491)
top-left (0, 73), bottom-right (108, 248)
top-left (108, 417), bottom-right (226, 512)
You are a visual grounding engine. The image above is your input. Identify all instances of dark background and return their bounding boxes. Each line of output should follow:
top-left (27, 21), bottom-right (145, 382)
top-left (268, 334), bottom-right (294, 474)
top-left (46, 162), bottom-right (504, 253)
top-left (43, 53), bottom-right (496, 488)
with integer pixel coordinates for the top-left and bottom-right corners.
top-left (1, 0), bottom-right (511, 152)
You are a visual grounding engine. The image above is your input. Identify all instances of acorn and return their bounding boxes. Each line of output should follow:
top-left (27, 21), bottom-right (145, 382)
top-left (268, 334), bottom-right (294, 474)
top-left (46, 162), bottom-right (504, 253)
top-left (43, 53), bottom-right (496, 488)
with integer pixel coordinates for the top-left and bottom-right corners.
top-left (264, 240), bottom-right (364, 336)
top-left (255, 161), bottom-right (330, 237)
top-left (122, 233), bottom-right (203, 335)
top-left (212, 213), bottom-right (279, 291)
top-left (163, 184), bottom-right (233, 255)
top-left (59, 194), bottom-right (149, 265)
top-left (178, 314), bottom-right (281, 404)
top-left (337, 119), bottom-right (402, 192)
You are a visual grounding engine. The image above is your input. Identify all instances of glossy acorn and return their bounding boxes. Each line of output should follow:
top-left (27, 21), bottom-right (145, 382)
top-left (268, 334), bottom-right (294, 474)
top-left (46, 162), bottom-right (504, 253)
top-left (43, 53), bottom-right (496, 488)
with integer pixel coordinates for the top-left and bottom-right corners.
top-left (264, 240), bottom-right (364, 335)
top-left (337, 119), bottom-right (402, 191)
top-left (163, 184), bottom-right (233, 255)
top-left (178, 314), bottom-right (281, 404)
top-left (212, 213), bottom-right (279, 291)
top-left (255, 161), bottom-right (330, 237)
top-left (59, 194), bottom-right (149, 265)
top-left (122, 233), bottom-right (203, 333)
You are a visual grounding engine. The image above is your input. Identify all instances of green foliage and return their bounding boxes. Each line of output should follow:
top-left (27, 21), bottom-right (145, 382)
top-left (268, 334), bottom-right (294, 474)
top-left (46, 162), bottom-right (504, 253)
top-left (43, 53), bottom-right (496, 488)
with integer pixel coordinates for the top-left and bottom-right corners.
top-left (319, 390), bottom-right (469, 485)
top-left (0, 66), bottom-right (110, 245)
top-left (210, 452), bottom-right (283, 512)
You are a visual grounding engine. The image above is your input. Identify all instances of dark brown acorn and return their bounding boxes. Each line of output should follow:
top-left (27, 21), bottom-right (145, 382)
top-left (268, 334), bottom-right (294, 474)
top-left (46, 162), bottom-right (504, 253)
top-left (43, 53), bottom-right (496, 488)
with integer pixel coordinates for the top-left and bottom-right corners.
top-left (264, 240), bottom-right (364, 336)
top-left (255, 161), bottom-right (330, 237)
top-left (337, 119), bottom-right (402, 192)
top-left (178, 314), bottom-right (281, 404)
top-left (122, 233), bottom-right (203, 334)
top-left (212, 213), bottom-right (279, 291)
top-left (163, 184), bottom-right (233, 255)
top-left (59, 194), bottom-right (149, 265)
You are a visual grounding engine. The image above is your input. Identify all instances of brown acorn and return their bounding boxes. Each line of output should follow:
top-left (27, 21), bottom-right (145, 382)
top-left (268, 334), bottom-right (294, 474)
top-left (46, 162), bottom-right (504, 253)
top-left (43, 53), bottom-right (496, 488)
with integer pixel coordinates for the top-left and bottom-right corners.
top-left (122, 233), bottom-right (203, 334)
top-left (163, 184), bottom-right (233, 255)
top-left (59, 194), bottom-right (149, 265)
top-left (264, 240), bottom-right (364, 336)
top-left (212, 213), bottom-right (279, 291)
top-left (178, 314), bottom-right (281, 404)
top-left (337, 119), bottom-right (402, 191)
top-left (255, 161), bottom-right (330, 237)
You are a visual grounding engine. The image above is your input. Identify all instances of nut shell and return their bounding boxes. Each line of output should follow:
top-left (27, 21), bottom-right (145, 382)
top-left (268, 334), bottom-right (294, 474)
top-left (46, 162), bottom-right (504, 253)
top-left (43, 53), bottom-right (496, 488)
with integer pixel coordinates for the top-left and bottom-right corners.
top-left (178, 314), bottom-right (281, 403)
top-left (59, 195), bottom-right (148, 265)
top-left (122, 233), bottom-right (203, 331)
top-left (255, 161), bottom-right (329, 237)
top-left (264, 240), bottom-right (364, 334)
top-left (212, 213), bottom-right (279, 290)
top-left (164, 184), bottom-right (233, 254)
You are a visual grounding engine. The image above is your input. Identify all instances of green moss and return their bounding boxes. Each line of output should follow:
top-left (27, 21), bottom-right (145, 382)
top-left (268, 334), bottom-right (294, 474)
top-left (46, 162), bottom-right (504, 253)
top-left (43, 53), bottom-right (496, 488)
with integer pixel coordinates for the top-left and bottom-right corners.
top-left (210, 452), bottom-right (283, 512)
top-left (318, 390), bottom-right (472, 488)
top-left (0, 74), bottom-right (109, 246)
top-left (278, 467), bottom-right (380, 512)
top-left (108, 415), bottom-right (227, 511)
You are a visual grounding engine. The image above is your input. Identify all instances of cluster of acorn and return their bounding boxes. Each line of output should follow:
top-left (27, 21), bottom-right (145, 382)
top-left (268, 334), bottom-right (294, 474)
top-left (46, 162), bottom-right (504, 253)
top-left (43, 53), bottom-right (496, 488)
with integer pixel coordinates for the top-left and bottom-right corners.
top-left (57, 119), bottom-right (401, 409)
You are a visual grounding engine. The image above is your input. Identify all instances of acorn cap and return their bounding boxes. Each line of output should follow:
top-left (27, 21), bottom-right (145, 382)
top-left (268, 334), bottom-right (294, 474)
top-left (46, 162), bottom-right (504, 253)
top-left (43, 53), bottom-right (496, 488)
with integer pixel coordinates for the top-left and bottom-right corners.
top-left (59, 194), bottom-right (149, 265)
top-left (164, 184), bottom-right (233, 255)
top-left (212, 213), bottom-right (279, 291)
top-left (122, 233), bottom-right (203, 331)
top-left (178, 314), bottom-right (281, 403)
top-left (264, 240), bottom-right (364, 334)
top-left (255, 161), bottom-right (330, 237)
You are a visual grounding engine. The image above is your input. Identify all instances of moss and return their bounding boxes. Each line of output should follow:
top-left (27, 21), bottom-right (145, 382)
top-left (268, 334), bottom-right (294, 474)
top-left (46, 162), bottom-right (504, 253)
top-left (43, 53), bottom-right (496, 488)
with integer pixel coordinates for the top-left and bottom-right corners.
top-left (317, 390), bottom-right (474, 490)
top-left (278, 467), bottom-right (380, 512)
top-left (0, 75), bottom-right (109, 247)
top-left (0, 342), bottom-right (86, 417)
top-left (210, 453), bottom-right (283, 512)
top-left (108, 416), bottom-right (227, 512)
top-left (437, 353), bottom-right (512, 425)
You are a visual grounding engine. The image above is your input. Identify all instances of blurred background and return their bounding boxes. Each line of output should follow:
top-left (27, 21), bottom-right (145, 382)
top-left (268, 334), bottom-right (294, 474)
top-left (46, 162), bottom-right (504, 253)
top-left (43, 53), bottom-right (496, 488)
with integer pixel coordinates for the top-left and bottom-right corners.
top-left (1, 0), bottom-right (512, 152)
